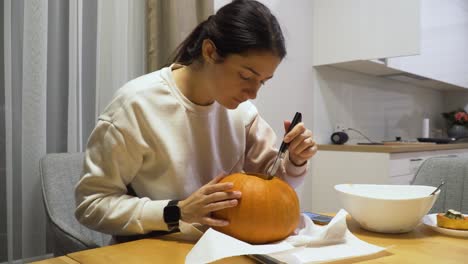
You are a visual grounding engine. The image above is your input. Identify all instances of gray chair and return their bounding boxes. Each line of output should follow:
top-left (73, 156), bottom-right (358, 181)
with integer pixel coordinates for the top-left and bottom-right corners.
top-left (40, 152), bottom-right (111, 256)
top-left (411, 155), bottom-right (468, 214)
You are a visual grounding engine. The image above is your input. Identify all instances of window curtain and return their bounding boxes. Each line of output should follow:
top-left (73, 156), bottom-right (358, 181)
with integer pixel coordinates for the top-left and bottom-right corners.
top-left (2, 0), bottom-right (213, 261)
top-left (146, 0), bottom-right (214, 72)
top-left (95, 0), bottom-right (146, 116)
top-left (2, 0), bottom-right (145, 261)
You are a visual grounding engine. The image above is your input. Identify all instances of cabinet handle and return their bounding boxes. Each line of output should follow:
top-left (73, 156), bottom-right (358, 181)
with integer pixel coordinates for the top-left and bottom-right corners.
top-left (410, 158), bottom-right (423, 161)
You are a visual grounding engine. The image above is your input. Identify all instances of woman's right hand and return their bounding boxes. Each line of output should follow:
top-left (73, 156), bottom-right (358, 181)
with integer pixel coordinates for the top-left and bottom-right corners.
top-left (178, 175), bottom-right (241, 227)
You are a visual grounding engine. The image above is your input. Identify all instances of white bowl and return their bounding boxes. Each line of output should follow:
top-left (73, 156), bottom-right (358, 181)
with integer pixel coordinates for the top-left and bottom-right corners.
top-left (334, 184), bottom-right (440, 233)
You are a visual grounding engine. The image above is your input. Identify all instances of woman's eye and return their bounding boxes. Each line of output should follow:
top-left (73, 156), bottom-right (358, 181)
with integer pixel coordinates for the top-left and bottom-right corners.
top-left (239, 73), bottom-right (252, 81)
top-left (239, 72), bottom-right (266, 85)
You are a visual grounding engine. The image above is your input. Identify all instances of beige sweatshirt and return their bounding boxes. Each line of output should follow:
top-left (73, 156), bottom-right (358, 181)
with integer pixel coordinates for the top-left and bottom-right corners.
top-left (75, 64), bottom-right (307, 236)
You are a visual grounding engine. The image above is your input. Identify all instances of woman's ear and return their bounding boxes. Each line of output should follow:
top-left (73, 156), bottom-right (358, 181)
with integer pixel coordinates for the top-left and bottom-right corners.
top-left (202, 39), bottom-right (220, 63)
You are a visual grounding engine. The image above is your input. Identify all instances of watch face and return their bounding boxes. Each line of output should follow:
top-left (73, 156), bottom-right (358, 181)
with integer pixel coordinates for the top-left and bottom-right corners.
top-left (164, 204), bottom-right (181, 224)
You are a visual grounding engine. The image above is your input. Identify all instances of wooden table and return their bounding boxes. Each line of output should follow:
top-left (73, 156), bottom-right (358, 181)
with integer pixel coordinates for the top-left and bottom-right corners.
top-left (31, 239), bottom-right (255, 264)
top-left (32, 217), bottom-right (468, 264)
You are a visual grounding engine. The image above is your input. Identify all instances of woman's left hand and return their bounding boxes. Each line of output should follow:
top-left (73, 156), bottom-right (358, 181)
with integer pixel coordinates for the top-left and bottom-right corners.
top-left (283, 121), bottom-right (317, 166)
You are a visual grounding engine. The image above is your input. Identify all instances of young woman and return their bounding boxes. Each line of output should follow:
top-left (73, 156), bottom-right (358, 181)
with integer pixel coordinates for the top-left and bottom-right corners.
top-left (75, 0), bottom-right (317, 240)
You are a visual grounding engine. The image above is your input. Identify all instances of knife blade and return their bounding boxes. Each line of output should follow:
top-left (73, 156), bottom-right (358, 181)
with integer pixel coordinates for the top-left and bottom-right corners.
top-left (266, 112), bottom-right (302, 177)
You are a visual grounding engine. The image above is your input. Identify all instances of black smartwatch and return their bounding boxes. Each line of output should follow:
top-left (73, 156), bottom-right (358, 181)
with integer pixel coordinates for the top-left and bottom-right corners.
top-left (163, 200), bottom-right (180, 230)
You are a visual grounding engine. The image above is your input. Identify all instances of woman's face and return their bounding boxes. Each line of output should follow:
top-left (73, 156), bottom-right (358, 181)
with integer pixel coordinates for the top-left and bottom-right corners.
top-left (205, 48), bottom-right (282, 109)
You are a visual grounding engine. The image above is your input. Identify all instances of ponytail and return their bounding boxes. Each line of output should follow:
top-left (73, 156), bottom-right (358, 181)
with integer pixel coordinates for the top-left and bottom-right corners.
top-left (170, 0), bottom-right (286, 65)
top-left (171, 15), bottom-right (216, 65)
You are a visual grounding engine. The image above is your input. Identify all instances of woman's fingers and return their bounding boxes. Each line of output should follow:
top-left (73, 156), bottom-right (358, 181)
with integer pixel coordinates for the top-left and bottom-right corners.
top-left (284, 122), bottom-right (316, 154)
top-left (201, 191), bottom-right (241, 215)
top-left (203, 182), bottom-right (234, 194)
top-left (283, 121), bottom-right (317, 165)
top-left (284, 122), bottom-right (306, 143)
top-left (204, 190), bottom-right (242, 204)
top-left (289, 132), bottom-right (311, 151)
top-left (202, 173), bottom-right (234, 194)
top-left (294, 144), bottom-right (318, 159)
top-left (200, 216), bottom-right (229, 226)
top-left (288, 129), bottom-right (313, 150)
top-left (293, 137), bottom-right (316, 154)
top-left (205, 199), bottom-right (239, 212)
top-left (180, 172), bottom-right (242, 225)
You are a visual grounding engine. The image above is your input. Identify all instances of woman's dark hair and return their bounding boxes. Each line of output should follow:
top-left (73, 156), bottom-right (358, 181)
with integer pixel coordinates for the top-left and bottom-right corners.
top-left (171, 0), bottom-right (286, 65)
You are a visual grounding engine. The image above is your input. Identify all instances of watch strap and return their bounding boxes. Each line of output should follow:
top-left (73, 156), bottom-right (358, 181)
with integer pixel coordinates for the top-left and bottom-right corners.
top-left (167, 199), bottom-right (179, 207)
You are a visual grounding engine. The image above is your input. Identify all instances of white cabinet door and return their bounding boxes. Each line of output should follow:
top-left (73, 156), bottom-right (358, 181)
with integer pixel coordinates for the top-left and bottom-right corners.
top-left (389, 149), bottom-right (468, 185)
top-left (386, 0), bottom-right (468, 89)
top-left (312, 0), bottom-right (420, 66)
top-left (305, 151), bottom-right (390, 212)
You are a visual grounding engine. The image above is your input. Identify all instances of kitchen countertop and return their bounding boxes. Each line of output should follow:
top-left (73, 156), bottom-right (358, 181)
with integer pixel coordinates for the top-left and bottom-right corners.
top-left (318, 143), bottom-right (468, 153)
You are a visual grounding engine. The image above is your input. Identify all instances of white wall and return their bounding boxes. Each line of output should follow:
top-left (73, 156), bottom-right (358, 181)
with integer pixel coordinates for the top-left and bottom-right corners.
top-left (314, 66), bottom-right (447, 144)
top-left (444, 92), bottom-right (468, 112)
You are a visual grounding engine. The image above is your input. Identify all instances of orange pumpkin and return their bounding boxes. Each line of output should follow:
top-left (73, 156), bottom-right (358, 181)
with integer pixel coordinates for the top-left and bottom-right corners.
top-left (212, 173), bottom-right (300, 244)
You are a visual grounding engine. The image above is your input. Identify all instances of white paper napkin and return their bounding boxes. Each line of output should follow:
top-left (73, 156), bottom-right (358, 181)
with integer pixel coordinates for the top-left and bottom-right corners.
top-left (185, 209), bottom-right (386, 264)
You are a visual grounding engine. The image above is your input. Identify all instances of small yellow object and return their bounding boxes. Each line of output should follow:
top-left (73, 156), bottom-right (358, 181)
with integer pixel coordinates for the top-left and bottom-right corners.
top-left (437, 209), bottom-right (468, 230)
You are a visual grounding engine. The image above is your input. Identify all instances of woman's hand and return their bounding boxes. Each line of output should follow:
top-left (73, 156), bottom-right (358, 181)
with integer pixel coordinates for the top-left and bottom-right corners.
top-left (283, 121), bottom-right (317, 166)
top-left (178, 175), bottom-right (241, 226)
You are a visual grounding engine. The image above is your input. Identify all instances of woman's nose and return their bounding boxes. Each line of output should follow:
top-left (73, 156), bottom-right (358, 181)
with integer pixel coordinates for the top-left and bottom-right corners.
top-left (245, 82), bottom-right (261, 99)
top-left (244, 88), bottom-right (258, 100)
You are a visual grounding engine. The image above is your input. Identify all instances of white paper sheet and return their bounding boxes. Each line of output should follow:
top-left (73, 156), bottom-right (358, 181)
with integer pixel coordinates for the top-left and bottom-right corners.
top-left (185, 209), bottom-right (386, 264)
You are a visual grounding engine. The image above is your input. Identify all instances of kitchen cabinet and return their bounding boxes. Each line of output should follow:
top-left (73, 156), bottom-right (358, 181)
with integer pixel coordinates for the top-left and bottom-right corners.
top-left (312, 0), bottom-right (468, 90)
top-left (312, 0), bottom-right (420, 66)
top-left (386, 0), bottom-right (468, 89)
top-left (300, 144), bottom-right (468, 212)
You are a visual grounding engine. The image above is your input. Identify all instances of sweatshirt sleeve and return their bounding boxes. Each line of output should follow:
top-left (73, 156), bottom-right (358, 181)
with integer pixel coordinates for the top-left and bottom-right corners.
top-left (243, 114), bottom-right (308, 188)
top-left (74, 119), bottom-right (170, 235)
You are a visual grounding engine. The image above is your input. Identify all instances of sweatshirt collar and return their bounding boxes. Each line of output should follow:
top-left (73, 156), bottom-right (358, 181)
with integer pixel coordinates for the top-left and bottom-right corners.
top-left (163, 64), bottom-right (218, 115)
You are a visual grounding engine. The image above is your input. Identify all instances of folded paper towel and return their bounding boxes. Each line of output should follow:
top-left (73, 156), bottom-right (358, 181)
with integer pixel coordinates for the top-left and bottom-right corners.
top-left (185, 209), bottom-right (386, 264)
top-left (285, 210), bottom-right (347, 247)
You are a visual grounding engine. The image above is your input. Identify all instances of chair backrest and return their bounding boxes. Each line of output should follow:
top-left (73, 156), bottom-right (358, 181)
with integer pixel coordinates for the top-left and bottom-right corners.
top-left (40, 153), bottom-right (111, 255)
top-left (412, 155), bottom-right (468, 214)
